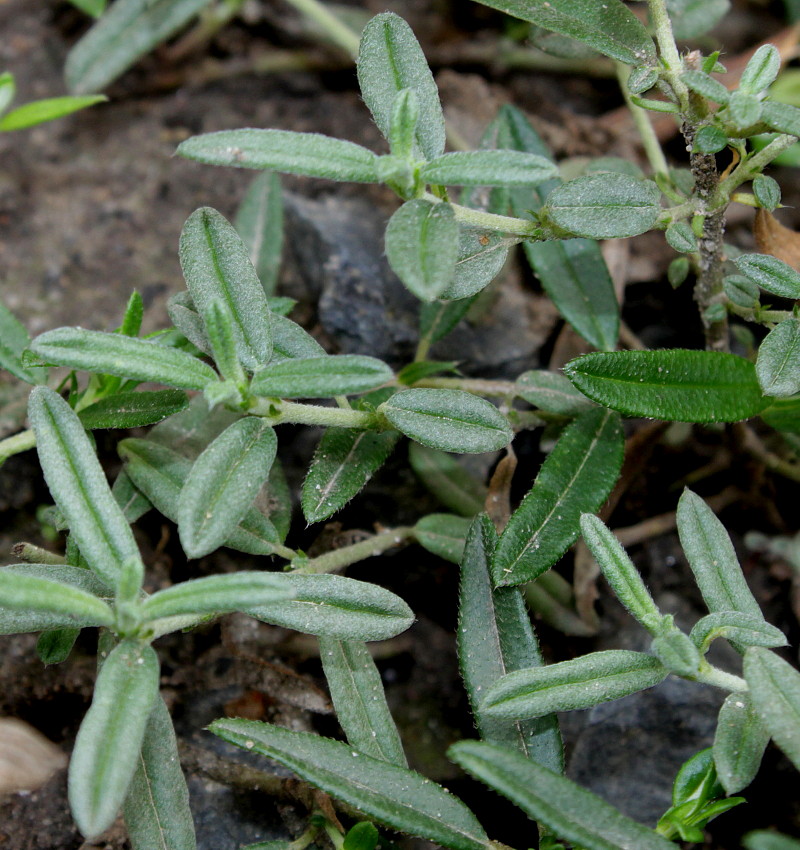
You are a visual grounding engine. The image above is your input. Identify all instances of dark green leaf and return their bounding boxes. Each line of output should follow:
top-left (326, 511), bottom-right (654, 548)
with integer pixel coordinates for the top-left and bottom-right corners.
top-left (753, 175), bottom-right (781, 212)
top-left (693, 125), bottom-right (729, 154)
top-left (735, 253), bottom-right (800, 299)
top-left (112, 469), bottom-right (152, 524)
top-left (380, 388), bottom-right (512, 454)
top-left (665, 222), bottom-right (697, 254)
top-left (729, 92), bottom-right (763, 129)
top-left (458, 515), bottom-right (563, 771)
top-left (565, 349), bottom-right (769, 423)
top-left (385, 200), bottom-right (458, 302)
top-left (515, 370), bottom-right (594, 416)
top-left (483, 650), bottom-right (667, 718)
top-left (123, 696), bottom-right (196, 850)
top-left (470, 0), bottom-right (656, 66)
top-left (418, 296), bottom-right (476, 346)
top-left (177, 130), bottom-right (380, 183)
top-left (650, 623), bottom-right (702, 677)
top-left (252, 355), bottom-right (393, 398)
top-left (270, 313), bottom-right (327, 362)
top-left (177, 418), bottom-right (278, 558)
top-left (65, 0), bottom-right (212, 93)
top-left (713, 692), bottom-right (770, 795)
top-left (762, 100), bottom-right (800, 136)
top-left (344, 822), bottom-right (379, 850)
top-left (69, 641), bottom-right (160, 837)
top-left (760, 396), bottom-right (800, 433)
top-left (37, 628), bottom-right (80, 665)
top-left (302, 428), bottom-right (400, 523)
top-left (28, 328), bottom-right (218, 391)
top-left (67, 0), bottom-right (107, 18)
top-left (744, 647), bottom-right (800, 771)
top-left (320, 637), bottom-right (407, 766)
top-left (724, 275), bottom-right (760, 308)
top-left (492, 408), bottom-right (624, 587)
top-left (209, 720), bottom-right (489, 850)
top-left (357, 12), bottom-right (445, 161)
top-left (0, 95), bottom-right (106, 131)
top-left (544, 173), bottom-right (661, 239)
top-left (682, 70), bottom-right (730, 104)
top-left (421, 151), bottom-right (557, 187)
top-left (413, 514), bottom-right (473, 563)
top-left (449, 740), bottom-right (676, 850)
top-left (29, 387), bottom-right (141, 588)
top-left (408, 442), bottom-right (487, 517)
top-left (757, 318), bottom-right (800, 398)
top-left (77, 390), bottom-right (189, 430)
top-left (235, 171), bottom-right (283, 295)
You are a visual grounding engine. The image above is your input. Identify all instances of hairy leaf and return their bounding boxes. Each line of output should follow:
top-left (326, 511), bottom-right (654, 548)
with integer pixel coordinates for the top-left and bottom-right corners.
top-left (0, 570), bottom-right (113, 627)
top-left (756, 318), bottom-right (800, 398)
top-left (0, 300), bottom-right (47, 384)
top-left (413, 514), bottom-right (472, 563)
top-left (408, 442), bottom-right (487, 517)
top-left (713, 692), bottom-right (770, 795)
top-left (235, 171), bottom-right (283, 295)
top-left (515, 370), bottom-right (595, 416)
top-left (420, 151), bottom-right (557, 187)
top-left (78, 390), bottom-right (189, 430)
top-left (252, 355), bottom-right (393, 399)
top-left (735, 253), bottom-right (800, 299)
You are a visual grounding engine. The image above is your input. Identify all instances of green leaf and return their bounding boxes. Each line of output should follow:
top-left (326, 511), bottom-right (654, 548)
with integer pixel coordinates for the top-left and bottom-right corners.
top-left (243, 574), bottom-right (414, 641)
top-left (385, 200), bottom-right (458, 302)
top-left (209, 720), bottom-right (489, 850)
top-left (123, 696), bottom-right (196, 850)
top-left (167, 291), bottom-right (211, 354)
top-left (0, 570), bottom-right (113, 626)
top-left (28, 327), bottom-right (218, 390)
top-left (357, 12), bottom-right (445, 161)
top-left (724, 275), bottom-right (760, 308)
top-left (690, 611), bottom-right (787, 653)
top-left (177, 129), bottom-right (380, 183)
top-left (77, 390), bottom-right (189, 430)
top-left (458, 515), bottom-right (563, 771)
top-left (421, 151), bottom-right (557, 187)
top-left (344, 822), bottom-right (379, 850)
top-left (0, 300), bottom-right (47, 384)
top-left (677, 489), bottom-right (764, 643)
top-left (761, 396), bottom-right (800, 434)
top-left (29, 387), bottom-right (141, 589)
top-left (235, 171), bottom-right (283, 296)
top-left (69, 641), bottom-right (160, 838)
top-left (271, 313), bottom-right (327, 363)
top-left (565, 349), bottom-right (769, 423)
top-left (439, 225), bottom-right (511, 300)
top-left (200, 298), bottom-right (248, 387)
top-left (665, 222), bottom-right (697, 254)
top-left (544, 173), bottom-right (661, 239)
top-left (744, 647), bottom-right (800, 771)
top-left (762, 100), bottom-right (800, 136)
top-left (68, 0), bottom-right (107, 18)
top-left (389, 88), bottom-right (419, 161)
top-left (682, 70), bottom-right (730, 104)
top-left (418, 296), bottom-right (476, 346)
top-left (408, 442), bottom-right (487, 517)
top-left (492, 408), bottom-right (624, 587)
top-left (117, 290), bottom-right (144, 337)
top-left (728, 92), bottom-right (763, 129)
top-left (319, 637), bottom-right (407, 766)
top-left (302, 428), bottom-right (400, 523)
top-left (379, 389), bottom-right (512, 454)
top-left (753, 175), bottom-right (781, 212)
top-left (142, 572), bottom-right (293, 620)
top-left (667, 0), bottom-right (730, 39)
top-left (413, 514), bottom-right (473, 563)
top-left (650, 623), bottom-right (702, 677)
top-left (179, 207), bottom-right (272, 371)
top-left (693, 125), bottom-right (728, 154)
top-left (470, 0), bottom-right (656, 66)
top-left (713, 692), bottom-right (770, 795)
top-left (515, 371), bottom-right (594, 416)
top-left (757, 318), bottom-right (800, 397)
top-left (735, 253), bottom-right (800, 299)
top-left (745, 832), bottom-right (800, 850)
top-left (483, 650), bottom-right (667, 718)
top-left (65, 0), bottom-right (212, 93)
top-left (0, 95), bottom-right (106, 131)
top-left (252, 355), bottom-right (393, 398)
top-left (177, 418), bottom-right (278, 558)
top-left (37, 628), bottom-right (80, 665)
top-left (580, 514), bottom-right (661, 632)
top-left (449, 740), bottom-right (676, 850)
top-left (119, 438), bottom-right (282, 557)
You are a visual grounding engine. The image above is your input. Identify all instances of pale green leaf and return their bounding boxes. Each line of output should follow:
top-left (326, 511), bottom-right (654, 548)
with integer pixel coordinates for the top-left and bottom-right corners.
top-left (757, 318), bottom-right (800, 398)
top-left (235, 171), bottom-right (283, 295)
top-left (420, 151), bottom-right (557, 187)
top-left (713, 692), bottom-right (770, 795)
top-left (413, 514), bottom-right (473, 563)
top-left (252, 355), bottom-right (393, 399)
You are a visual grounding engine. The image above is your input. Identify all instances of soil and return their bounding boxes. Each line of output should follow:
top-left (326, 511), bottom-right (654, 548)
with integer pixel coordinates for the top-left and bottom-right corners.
top-left (1, 1), bottom-right (800, 848)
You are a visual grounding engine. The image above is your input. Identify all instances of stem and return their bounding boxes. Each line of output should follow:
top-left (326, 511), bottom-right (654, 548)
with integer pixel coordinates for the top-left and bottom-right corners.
top-left (10, 542), bottom-right (65, 565)
top-left (249, 398), bottom-right (378, 429)
top-left (411, 376), bottom-right (517, 397)
top-left (647, 0), bottom-right (688, 107)
top-left (616, 63), bottom-right (670, 180)
top-left (280, 0), bottom-right (361, 59)
top-left (695, 662), bottom-right (748, 692)
top-left (423, 193), bottom-right (542, 238)
top-left (717, 134), bottom-right (800, 200)
top-left (291, 527), bottom-right (415, 574)
top-left (0, 428), bottom-right (36, 466)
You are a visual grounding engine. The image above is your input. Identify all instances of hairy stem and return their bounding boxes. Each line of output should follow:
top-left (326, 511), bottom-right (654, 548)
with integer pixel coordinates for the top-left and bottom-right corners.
top-left (249, 399), bottom-right (379, 430)
top-left (291, 527), bottom-right (415, 574)
top-left (616, 63), bottom-right (670, 180)
top-left (0, 428), bottom-right (36, 467)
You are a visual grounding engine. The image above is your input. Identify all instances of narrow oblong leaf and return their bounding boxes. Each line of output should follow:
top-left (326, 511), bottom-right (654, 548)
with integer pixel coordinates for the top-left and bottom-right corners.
top-left (735, 253), bottom-right (800, 299)
top-left (179, 207), bottom-right (272, 370)
top-left (209, 720), bottom-right (489, 850)
top-left (177, 418), bottom-right (278, 559)
top-left (77, 390), bottom-right (189, 430)
top-left (243, 574), bottom-right (414, 641)
top-left (251, 355), bottom-right (393, 399)
top-left (380, 388), bottom-right (512, 454)
top-left (29, 387), bottom-right (141, 588)
top-left (69, 642), bottom-right (160, 838)
top-left (271, 314), bottom-right (326, 362)
top-left (449, 740), bottom-right (676, 850)
top-left (65, 0), bottom-right (212, 93)
top-left (0, 95), bottom-right (106, 131)
top-left (302, 428), bottom-right (400, 524)
top-left (37, 627), bottom-right (80, 665)
top-left (420, 151), bottom-right (557, 187)
top-left (177, 130), bottom-right (380, 183)
top-left (119, 438), bottom-right (281, 557)
top-left (123, 696), bottom-right (196, 850)
top-left (0, 571), bottom-right (113, 627)
top-left (483, 650), bottom-right (667, 719)
top-left (565, 350), bottom-right (769, 423)
top-left (492, 408), bottom-right (624, 587)
top-left (515, 370), bottom-right (595, 416)
top-left (544, 173), bottom-right (661, 239)
top-left (690, 611), bottom-right (788, 653)
top-left (235, 171), bottom-right (283, 295)
top-left (142, 572), bottom-right (294, 620)
top-left (408, 442), bottom-right (487, 517)
top-left (458, 515), bottom-right (563, 771)
top-left (713, 692), bottom-right (770, 795)
top-left (681, 70), bottom-right (730, 104)
top-left (28, 328), bottom-right (218, 390)
top-left (650, 625), bottom-right (702, 677)
top-left (744, 647), bottom-right (800, 771)
top-left (756, 318), bottom-right (800, 398)
top-left (385, 200), bottom-right (458, 302)
top-left (0, 300), bottom-right (47, 384)
top-left (357, 12), bottom-right (445, 161)
top-left (413, 514), bottom-right (473, 563)
top-left (319, 637), bottom-right (407, 766)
